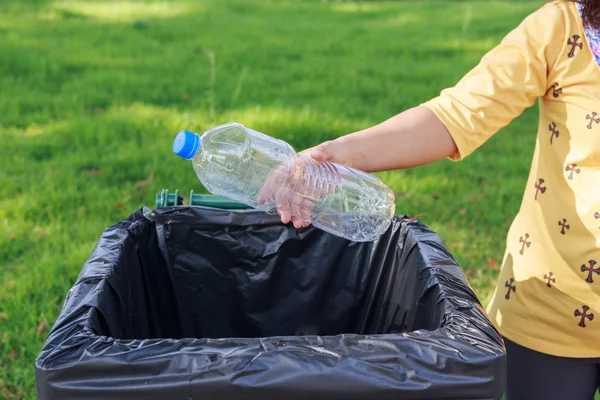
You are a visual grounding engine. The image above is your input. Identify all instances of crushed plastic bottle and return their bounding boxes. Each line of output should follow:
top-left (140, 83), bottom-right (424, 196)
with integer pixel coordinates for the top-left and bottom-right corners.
top-left (173, 122), bottom-right (395, 242)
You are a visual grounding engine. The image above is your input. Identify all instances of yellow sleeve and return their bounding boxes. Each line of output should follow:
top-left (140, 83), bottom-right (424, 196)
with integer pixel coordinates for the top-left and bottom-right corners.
top-left (422, 2), bottom-right (567, 161)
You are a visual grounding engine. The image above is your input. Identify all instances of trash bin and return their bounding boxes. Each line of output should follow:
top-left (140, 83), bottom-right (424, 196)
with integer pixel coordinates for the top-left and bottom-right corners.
top-left (35, 192), bottom-right (506, 400)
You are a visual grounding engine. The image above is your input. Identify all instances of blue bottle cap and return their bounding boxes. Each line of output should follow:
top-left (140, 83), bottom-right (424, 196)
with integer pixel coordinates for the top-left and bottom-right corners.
top-left (173, 130), bottom-right (201, 160)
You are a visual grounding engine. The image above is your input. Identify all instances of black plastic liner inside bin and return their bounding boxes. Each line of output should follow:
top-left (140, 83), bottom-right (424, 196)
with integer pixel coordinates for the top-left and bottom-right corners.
top-left (36, 206), bottom-right (506, 399)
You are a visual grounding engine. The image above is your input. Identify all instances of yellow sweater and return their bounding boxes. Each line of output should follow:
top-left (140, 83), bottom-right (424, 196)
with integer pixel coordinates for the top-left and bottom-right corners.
top-left (424, 1), bottom-right (600, 358)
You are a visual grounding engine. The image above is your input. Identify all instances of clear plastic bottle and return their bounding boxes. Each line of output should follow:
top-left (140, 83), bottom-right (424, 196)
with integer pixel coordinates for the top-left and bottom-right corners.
top-left (172, 122), bottom-right (396, 242)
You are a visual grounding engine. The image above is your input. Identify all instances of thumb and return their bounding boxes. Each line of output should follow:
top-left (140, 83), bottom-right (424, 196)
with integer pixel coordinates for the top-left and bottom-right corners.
top-left (302, 141), bottom-right (334, 163)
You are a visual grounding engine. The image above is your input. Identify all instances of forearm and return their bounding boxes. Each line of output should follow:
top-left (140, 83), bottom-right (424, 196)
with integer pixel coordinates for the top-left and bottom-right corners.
top-left (335, 106), bottom-right (457, 172)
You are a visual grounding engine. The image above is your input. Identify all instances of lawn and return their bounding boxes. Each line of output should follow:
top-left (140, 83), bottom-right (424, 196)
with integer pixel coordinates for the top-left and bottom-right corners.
top-left (0, 0), bottom-right (561, 398)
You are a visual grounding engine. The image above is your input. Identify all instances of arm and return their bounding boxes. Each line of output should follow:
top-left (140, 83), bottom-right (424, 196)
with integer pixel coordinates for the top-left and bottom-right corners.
top-left (269, 107), bottom-right (455, 228)
top-left (303, 105), bottom-right (457, 172)
top-left (273, 2), bottom-right (566, 227)
top-left (307, 2), bottom-right (566, 170)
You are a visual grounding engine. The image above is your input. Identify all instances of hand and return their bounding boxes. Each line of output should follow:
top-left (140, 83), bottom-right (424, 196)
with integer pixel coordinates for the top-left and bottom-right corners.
top-left (257, 140), bottom-right (348, 228)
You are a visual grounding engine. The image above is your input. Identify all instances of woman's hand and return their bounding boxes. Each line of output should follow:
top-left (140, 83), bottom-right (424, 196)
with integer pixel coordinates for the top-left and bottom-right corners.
top-left (257, 140), bottom-right (349, 228)
top-left (257, 105), bottom-right (458, 228)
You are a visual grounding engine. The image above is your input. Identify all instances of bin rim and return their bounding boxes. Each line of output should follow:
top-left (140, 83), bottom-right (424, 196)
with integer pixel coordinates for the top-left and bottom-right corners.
top-left (35, 205), bottom-right (506, 399)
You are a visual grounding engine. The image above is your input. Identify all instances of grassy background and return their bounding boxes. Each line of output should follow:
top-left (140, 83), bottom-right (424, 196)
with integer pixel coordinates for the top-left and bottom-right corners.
top-left (0, 0), bottom-right (560, 398)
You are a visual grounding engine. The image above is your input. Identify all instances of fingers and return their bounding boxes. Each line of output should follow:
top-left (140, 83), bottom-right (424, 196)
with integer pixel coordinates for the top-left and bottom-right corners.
top-left (291, 216), bottom-right (304, 229)
top-left (258, 155), bottom-right (321, 229)
top-left (257, 159), bottom-right (292, 205)
top-left (279, 191), bottom-right (306, 227)
top-left (281, 212), bottom-right (308, 228)
top-left (276, 181), bottom-right (313, 229)
top-left (280, 210), bottom-right (292, 225)
top-left (257, 180), bottom-right (272, 204)
top-left (279, 191), bottom-right (311, 228)
top-left (257, 170), bottom-right (278, 204)
top-left (274, 170), bottom-right (296, 225)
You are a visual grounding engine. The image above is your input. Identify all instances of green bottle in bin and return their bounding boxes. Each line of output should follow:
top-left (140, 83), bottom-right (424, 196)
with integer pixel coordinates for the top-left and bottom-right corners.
top-left (155, 189), bottom-right (250, 209)
top-left (173, 122), bottom-right (395, 242)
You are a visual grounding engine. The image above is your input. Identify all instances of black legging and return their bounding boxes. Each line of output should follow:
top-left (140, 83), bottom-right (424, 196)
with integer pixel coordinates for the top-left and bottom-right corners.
top-left (504, 337), bottom-right (600, 400)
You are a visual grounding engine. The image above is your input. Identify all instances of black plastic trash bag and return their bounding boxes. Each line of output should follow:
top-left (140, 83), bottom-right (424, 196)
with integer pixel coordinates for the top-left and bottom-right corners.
top-left (36, 206), bottom-right (506, 400)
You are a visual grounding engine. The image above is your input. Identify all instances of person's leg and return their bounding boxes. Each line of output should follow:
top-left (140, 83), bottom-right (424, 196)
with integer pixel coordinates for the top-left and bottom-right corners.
top-left (503, 337), bottom-right (600, 400)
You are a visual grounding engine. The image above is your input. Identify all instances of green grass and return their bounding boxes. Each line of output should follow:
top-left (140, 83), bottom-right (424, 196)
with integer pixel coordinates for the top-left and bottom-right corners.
top-left (0, 0), bottom-right (572, 397)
